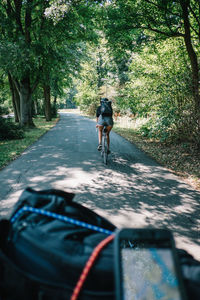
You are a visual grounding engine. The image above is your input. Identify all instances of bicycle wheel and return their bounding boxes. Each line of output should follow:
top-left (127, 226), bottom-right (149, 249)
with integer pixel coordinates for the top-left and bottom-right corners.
top-left (103, 138), bottom-right (108, 164)
top-left (101, 136), bottom-right (104, 157)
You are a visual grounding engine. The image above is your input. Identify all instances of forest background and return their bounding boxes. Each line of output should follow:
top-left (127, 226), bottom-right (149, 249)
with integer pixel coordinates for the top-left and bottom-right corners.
top-left (0, 0), bottom-right (200, 189)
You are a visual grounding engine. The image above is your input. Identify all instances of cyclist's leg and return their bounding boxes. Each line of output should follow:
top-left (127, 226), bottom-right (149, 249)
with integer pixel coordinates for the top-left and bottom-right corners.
top-left (106, 125), bottom-right (113, 151)
top-left (98, 125), bottom-right (103, 150)
top-left (97, 115), bottom-right (104, 150)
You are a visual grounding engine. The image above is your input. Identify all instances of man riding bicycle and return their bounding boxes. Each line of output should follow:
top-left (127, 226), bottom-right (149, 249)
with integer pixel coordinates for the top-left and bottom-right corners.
top-left (96, 98), bottom-right (114, 154)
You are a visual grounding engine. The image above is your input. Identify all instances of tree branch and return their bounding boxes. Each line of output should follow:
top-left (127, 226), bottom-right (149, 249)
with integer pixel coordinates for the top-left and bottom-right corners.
top-left (189, 4), bottom-right (200, 26)
top-left (145, 24), bottom-right (184, 38)
top-left (120, 23), bottom-right (184, 38)
top-left (25, 0), bottom-right (33, 44)
top-left (6, 0), bottom-right (14, 16)
top-left (188, 3), bottom-right (200, 39)
top-left (14, 0), bottom-right (24, 34)
top-left (144, 0), bottom-right (181, 18)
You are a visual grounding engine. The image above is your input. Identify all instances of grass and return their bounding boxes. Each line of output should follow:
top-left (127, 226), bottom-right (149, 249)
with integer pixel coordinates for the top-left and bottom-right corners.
top-left (0, 116), bottom-right (59, 170)
top-left (113, 122), bottom-right (200, 191)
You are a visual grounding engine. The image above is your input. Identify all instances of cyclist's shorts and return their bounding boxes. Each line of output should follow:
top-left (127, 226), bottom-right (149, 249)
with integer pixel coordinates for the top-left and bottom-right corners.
top-left (98, 115), bottom-right (114, 126)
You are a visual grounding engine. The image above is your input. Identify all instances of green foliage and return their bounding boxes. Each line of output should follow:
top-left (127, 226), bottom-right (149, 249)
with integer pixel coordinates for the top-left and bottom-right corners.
top-left (137, 109), bottom-right (178, 142)
top-left (116, 38), bottom-right (195, 142)
top-left (0, 72), bottom-right (11, 114)
top-left (0, 103), bottom-right (9, 115)
top-left (0, 117), bottom-right (24, 140)
top-left (103, 0), bottom-right (200, 146)
top-left (0, 0), bottom-right (102, 126)
top-left (75, 81), bottom-right (99, 115)
top-left (74, 42), bottom-right (104, 114)
top-left (0, 40), bottom-right (34, 80)
top-left (105, 0), bottom-right (191, 43)
top-left (0, 106), bottom-right (8, 115)
top-left (0, 0), bottom-right (199, 146)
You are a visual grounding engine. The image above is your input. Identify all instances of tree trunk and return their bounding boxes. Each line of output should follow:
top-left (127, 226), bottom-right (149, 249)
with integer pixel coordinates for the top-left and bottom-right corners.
top-left (43, 84), bottom-right (52, 121)
top-left (181, 1), bottom-right (200, 121)
top-left (8, 73), bottom-right (20, 122)
top-left (19, 77), bottom-right (35, 127)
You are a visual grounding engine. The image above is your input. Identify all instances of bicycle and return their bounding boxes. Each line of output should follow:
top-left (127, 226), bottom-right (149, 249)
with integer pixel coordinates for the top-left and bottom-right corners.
top-left (101, 126), bottom-right (108, 164)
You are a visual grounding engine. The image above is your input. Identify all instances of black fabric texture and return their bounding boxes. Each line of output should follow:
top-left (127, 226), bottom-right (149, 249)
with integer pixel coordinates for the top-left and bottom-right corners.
top-left (0, 188), bottom-right (200, 299)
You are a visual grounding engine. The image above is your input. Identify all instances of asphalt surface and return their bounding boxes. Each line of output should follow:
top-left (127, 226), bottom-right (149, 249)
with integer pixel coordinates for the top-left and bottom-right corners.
top-left (0, 112), bottom-right (200, 260)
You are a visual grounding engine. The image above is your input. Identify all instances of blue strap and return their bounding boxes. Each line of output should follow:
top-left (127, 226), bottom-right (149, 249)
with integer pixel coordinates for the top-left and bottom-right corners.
top-left (10, 206), bottom-right (114, 236)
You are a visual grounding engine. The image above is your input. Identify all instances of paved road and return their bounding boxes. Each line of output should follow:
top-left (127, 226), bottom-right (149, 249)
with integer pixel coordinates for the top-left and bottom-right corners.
top-left (0, 112), bottom-right (200, 260)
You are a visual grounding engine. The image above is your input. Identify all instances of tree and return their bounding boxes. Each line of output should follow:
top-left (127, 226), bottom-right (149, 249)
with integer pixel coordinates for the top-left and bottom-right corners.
top-left (74, 37), bottom-right (119, 114)
top-left (0, 71), bottom-right (11, 116)
top-left (74, 46), bottom-right (99, 113)
top-left (0, 0), bottom-right (103, 127)
top-left (0, 1), bottom-right (50, 127)
top-left (105, 0), bottom-right (200, 132)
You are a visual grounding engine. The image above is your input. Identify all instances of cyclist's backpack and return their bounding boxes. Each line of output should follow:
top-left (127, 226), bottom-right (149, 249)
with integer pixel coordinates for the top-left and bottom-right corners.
top-left (0, 187), bottom-right (116, 300)
top-left (100, 99), bottom-right (112, 116)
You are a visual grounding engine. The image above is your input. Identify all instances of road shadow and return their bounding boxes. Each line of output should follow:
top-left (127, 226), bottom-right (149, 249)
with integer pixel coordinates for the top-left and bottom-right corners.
top-left (0, 112), bottom-right (199, 259)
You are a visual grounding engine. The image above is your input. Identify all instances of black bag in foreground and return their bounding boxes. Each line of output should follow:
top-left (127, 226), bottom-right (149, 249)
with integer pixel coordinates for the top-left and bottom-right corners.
top-left (0, 188), bottom-right (116, 300)
top-left (0, 188), bottom-right (200, 300)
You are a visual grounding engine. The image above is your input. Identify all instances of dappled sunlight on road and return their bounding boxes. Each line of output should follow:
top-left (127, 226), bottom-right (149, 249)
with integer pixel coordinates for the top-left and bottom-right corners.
top-left (0, 112), bottom-right (199, 261)
top-left (77, 174), bottom-right (199, 260)
top-left (73, 154), bottom-right (200, 260)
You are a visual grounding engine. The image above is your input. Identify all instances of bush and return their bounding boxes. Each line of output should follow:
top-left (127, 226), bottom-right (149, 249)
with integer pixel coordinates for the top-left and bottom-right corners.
top-left (137, 111), bottom-right (178, 142)
top-left (137, 108), bottom-right (200, 144)
top-left (86, 102), bottom-right (99, 116)
top-left (0, 105), bottom-right (9, 116)
top-left (0, 117), bottom-right (24, 140)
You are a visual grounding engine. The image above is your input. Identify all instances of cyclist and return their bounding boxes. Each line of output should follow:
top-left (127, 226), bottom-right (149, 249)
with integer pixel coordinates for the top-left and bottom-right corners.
top-left (96, 98), bottom-right (114, 154)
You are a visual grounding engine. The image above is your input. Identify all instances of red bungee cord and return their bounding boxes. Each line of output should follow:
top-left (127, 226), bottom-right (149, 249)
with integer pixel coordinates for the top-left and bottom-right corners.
top-left (70, 234), bottom-right (115, 300)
